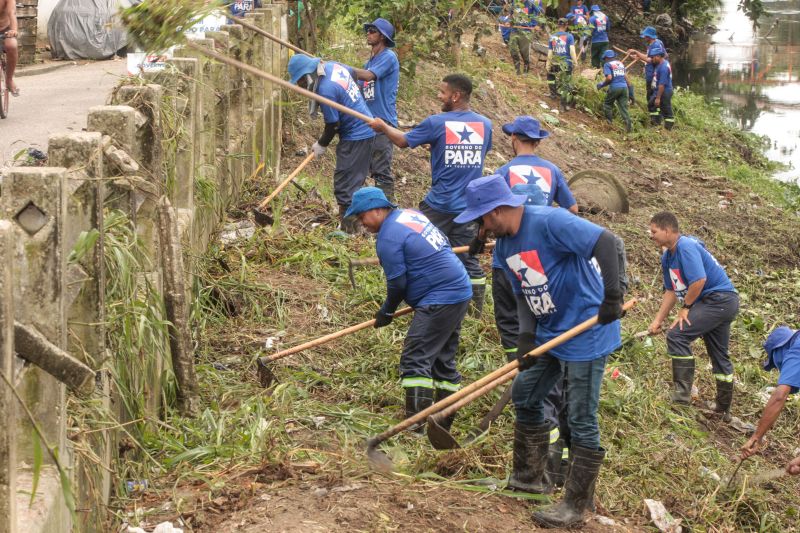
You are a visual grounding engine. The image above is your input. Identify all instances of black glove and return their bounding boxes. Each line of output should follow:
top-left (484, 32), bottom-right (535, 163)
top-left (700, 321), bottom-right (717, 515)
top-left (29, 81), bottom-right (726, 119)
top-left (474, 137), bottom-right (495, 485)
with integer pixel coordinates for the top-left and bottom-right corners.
top-left (515, 332), bottom-right (538, 370)
top-left (598, 290), bottom-right (624, 325)
top-left (374, 310), bottom-right (394, 328)
top-left (468, 235), bottom-right (486, 256)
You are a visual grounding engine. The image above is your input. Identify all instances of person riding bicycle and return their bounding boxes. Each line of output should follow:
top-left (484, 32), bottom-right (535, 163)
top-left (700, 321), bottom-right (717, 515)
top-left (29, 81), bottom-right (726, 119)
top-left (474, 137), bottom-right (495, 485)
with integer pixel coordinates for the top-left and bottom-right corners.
top-left (0, 0), bottom-right (20, 96)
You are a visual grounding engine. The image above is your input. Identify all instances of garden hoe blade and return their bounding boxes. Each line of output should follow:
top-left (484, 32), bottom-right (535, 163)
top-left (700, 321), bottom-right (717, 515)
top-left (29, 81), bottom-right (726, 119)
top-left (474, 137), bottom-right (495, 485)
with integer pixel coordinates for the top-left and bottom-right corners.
top-left (462, 384), bottom-right (514, 445)
top-left (366, 437), bottom-right (394, 473)
top-left (256, 357), bottom-right (277, 388)
top-left (427, 414), bottom-right (460, 450)
top-left (253, 153), bottom-right (315, 227)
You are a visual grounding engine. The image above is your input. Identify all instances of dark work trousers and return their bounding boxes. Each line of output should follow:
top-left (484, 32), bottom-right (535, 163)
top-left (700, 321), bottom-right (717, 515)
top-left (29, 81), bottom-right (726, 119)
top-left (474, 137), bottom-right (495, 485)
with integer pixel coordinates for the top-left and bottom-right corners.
top-left (604, 86), bottom-right (631, 131)
top-left (547, 64), bottom-right (573, 106)
top-left (508, 31), bottom-right (531, 73)
top-left (590, 40), bottom-right (609, 68)
top-left (419, 201), bottom-right (486, 283)
top-left (333, 136), bottom-right (375, 209)
top-left (492, 267), bottom-right (567, 437)
top-left (512, 351), bottom-right (607, 450)
top-left (666, 291), bottom-right (739, 381)
top-left (648, 89), bottom-right (675, 129)
top-left (370, 132), bottom-right (395, 201)
top-left (400, 300), bottom-right (470, 392)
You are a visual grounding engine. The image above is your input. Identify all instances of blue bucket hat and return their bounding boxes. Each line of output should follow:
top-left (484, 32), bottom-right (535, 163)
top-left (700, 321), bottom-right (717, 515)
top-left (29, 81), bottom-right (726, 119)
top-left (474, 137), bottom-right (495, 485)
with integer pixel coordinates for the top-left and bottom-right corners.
top-left (602, 49), bottom-right (616, 59)
top-left (564, 13), bottom-right (575, 20)
top-left (502, 116), bottom-right (550, 140)
top-left (648, 41), bottom-right (666, 57)
top-left (288, 54), bottom-right (322, 84)
top-left (454, 175), bottom-right (527, 224)
top-left (591, 4), bottom-right (602, 11)
top-left (344, 187), bottom-right (397, 218)
top-left (363, 18), bottom-right (396, 48)
top-left (640, 26), bottom-right (658, 39)
top-left (762, 326), bottom-right (800, 371)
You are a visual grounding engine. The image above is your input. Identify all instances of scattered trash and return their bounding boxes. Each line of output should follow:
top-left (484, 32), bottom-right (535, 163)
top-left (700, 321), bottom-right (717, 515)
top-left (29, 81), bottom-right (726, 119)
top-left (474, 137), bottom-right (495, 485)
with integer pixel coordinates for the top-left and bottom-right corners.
top-left (644, 499), bottom-right (682, 533)
top-left (331, 483), bottom-right (363, 493)
top-left (601, 152), bottom-right (613, 159)
top-left (406, 502), bottom-right (414, 511)
top-left (126, 522), bottom-right (183, 533)
top-left (596, 516), bottom-right (617, 526)
top-left (757, 386), bottom-right (775, 404)
top-left (484, 79), bottom-right (495, 90)
top-left (264, 336), bottom-right (279, 350)
top-left (662, 180), bottom-right (673, 187)
top-left (295, 149), bottom-right (308, 156)
top-left (718, 199), bottom-right (730, 210)
top-left (311, 416), bottom-right (326, 429)
top-left (260, 493), bottom-right (272, 501)
top-left (313, 487), bottom-right (329, 498)
top-left (220, 220), bottom-right (256, 245)
top-left (538, 101), bottom-right (550, 110)
top-left (728, 416), bottom-right (756, 434)
top-left (699, 466), bottom-right (722, 483)
top-left (316, 304), bottom-right (330, 321)
top-left (211, 362), bottom-right (229, 371)
top-left (126, 479), bottom-right (148, 494)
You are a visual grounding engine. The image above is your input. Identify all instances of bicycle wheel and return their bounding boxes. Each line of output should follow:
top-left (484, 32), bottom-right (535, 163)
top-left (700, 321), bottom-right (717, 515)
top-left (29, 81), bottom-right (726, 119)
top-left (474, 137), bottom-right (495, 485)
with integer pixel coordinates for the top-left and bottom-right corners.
top-left (0, 59), bottom-right (8, 119)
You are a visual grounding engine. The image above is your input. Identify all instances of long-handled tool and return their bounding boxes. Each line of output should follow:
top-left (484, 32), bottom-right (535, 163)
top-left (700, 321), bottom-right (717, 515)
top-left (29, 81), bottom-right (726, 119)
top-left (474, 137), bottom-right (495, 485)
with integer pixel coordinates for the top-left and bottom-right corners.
top-left (348, 242), bottom-right (496, 288)
top-left (366, 299), bottom-right (636, 471)
top-left (253, 153), bottom-right (315, 227)
top-left (233, 16), bottom-right (312, 57)
top-left (256, 307), bottom-right (414, 387)
top-left (613, 45), bottom-right (648, 66)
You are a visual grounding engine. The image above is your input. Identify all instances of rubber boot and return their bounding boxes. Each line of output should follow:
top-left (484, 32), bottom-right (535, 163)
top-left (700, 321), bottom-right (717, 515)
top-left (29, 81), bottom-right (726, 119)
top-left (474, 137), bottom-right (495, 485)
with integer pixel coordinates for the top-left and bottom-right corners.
top-left (508, 422), bottom-right (552, 494)
top-left (664, 120), bottom-right (674, 130)
top-left (376, 181), bottom-right (395, 203)
top-left (669, 357), bottom-right (695, 404)
top-left (532, 445), bottom-right (605, 528)
top-left (513, 58), bottom-right (521, 75)
top-left (405, 386), bottom-right (434, 433)
top-left (435, 389), bottom-right (456, 432)
top-left (338, 204), bottom-right (360, 235)
top-left (523, 61), bottom-right (530, 74)
top-left (469, 281), bottom-right (486, 317)
top-left (545, 440), bottom-right (568, 489)
top-left (713, 380), bottom-right (734, 422)
top-left (625, 120), bottom-right (632, 133)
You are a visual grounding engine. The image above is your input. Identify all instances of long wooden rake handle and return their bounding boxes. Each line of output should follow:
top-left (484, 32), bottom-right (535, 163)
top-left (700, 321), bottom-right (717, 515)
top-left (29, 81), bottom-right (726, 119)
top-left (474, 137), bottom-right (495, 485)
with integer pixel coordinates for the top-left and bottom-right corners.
top-left (257, 153), bottom-right (315, 210)
top-left (260, 307), bottom-right (414, 364)
top-left (234, 16), bottom-right (312, 57)
top-left (185, 41), bottom-right (375, 124)
top-left (432, 372), bottom-right (515, 421)
top-left (613, 45), bottom-right (648, 65)
top-left (350, 241), bottom-right (496, 267)
top-left (367, 299), bottom-right (636, 446)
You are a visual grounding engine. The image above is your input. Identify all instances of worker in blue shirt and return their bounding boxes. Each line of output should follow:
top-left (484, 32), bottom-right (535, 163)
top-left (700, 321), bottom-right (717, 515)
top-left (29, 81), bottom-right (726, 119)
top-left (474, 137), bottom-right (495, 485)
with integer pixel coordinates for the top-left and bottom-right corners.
top-left (228, 0), bottom-right (261, 20)
top-left (627, 26), bottom-right (668, 115)
top-left (370, 74), bottom-right (493, 316)
top-left (588, 5), bottom-right (610, 67)
top-left (456, 175), bottom-right (624, 528)
top-left (503, 1), bottom-right (536, 75)
top-left (288, 54), bottom-right (376, 233)
top-left (596, 50), bottom-right (634, 132)
top-left (741, 326), bottom-right (800, 477)
top-left (546, 18), bottom-right (579, 108)
top-left (647, 212), bottom-right (739, 421)
top-left (649, 51), bottom-right (675, 129)
top-left (350, 18), bottom-right (400, 202)
top-left (499, 13), bottom-right (513, 45)
top-left (346, 187), bottom-right (472, 431)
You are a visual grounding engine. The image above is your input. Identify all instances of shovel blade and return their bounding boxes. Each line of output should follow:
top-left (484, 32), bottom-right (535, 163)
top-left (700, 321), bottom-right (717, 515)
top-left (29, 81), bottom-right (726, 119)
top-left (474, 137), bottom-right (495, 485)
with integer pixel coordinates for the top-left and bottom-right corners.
top-left (256, 357), bottom-right (276, 388)
top-left (427, 416), bottom-right (461, 450)
top-left (253, 208), bottom-right (274, 227)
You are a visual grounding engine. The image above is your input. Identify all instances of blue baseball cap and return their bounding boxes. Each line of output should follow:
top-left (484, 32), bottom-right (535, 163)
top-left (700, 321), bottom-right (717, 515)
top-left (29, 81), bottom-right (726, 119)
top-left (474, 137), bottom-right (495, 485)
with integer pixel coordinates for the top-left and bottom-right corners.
top-left (453, 175), bottom-right (527, 224)
top-left (763, 326), bottom-right (800, 371)
top-left (640, 26), bottom-right (658, 39)
top-left (344, 187), bottom-right (397, 218)
top-left (502, 116), bottom-right (550, 140)
top-left (648, 41), bottom-right (666, 57)
top-left (591, 4), bottom-right (602, 11)
top-left (288, 54), bottom-right (321, 84)
top-left (603, 49), bottom-right (616, 59)
top-left (363, 18), bottom-right (396, 48)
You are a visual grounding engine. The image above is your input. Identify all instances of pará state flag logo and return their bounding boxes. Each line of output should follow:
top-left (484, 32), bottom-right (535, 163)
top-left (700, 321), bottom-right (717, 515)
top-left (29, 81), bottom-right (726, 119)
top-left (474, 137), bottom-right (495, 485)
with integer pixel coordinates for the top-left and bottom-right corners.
top-left (551, 34), bottom-right (569, 55)
top-left (396, 210), bottom-right (448, 251)
top-left (507, 250), bottom-right (548, 287)
top-left (508, 165), bottom-right (552, 195)
top-left (669, 268), bottom-right (688, 298)
top-left (331, 64), bottom-right (352, 90)
top-left (445, 121), bottom-right (485, 145)
top-left (443, 121), bottom-right (485, 167)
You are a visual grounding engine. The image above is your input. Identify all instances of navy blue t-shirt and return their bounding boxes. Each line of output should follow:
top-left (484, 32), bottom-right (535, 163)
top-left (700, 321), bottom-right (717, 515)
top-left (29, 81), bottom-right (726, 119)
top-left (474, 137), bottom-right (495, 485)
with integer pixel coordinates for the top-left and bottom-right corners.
top-left (404, 110), bottom-right (493, 213)
top-left (645, 38), bottom-right (667, 82)
top-left (549, 32), bottom-right (576, 68)
top-left (589, 12), bottom-right (610, 42)
top-left (661, 236), bottom-right (735, 301)
top-left (653, 59), bottom-right (673, 92)
top-left (603, 60), bottom-right (628, 89)
top-left (377, 209), bottom-right (472, 307)
top-left (497, 206), bottom-right (621, 361)
top-left (317, 62), bottom-right (375, 141)
top-left (361, 48), bottom-right (400, 127)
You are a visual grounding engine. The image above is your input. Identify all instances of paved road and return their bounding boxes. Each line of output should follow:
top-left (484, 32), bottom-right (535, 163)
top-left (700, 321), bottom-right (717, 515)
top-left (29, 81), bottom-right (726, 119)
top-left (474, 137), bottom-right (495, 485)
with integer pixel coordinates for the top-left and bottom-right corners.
top-left (0, 60), bottom-right (128, 167)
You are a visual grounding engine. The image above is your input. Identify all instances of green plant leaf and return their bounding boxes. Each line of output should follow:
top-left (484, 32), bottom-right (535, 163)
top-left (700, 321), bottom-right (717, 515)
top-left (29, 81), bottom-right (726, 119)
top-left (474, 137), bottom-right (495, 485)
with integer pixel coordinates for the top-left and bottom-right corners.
top-left (29, 428), bottom-right (43, 507)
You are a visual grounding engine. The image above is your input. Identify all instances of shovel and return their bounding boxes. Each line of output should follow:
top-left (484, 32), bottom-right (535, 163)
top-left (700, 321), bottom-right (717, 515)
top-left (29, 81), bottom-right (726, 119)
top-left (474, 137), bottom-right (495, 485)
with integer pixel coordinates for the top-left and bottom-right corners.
top-left (366, 299), bottom-right (637, 471)
top-left (256, 306), bottom-right (414, 387)
top-left (253, 153), bottom-right (315, 227)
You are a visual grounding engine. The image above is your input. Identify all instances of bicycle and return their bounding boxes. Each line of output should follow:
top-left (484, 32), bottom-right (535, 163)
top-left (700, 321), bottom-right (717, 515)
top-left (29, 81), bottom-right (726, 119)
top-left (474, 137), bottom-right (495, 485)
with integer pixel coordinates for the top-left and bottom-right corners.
top-left (0, 31), bottom-right (8, 119)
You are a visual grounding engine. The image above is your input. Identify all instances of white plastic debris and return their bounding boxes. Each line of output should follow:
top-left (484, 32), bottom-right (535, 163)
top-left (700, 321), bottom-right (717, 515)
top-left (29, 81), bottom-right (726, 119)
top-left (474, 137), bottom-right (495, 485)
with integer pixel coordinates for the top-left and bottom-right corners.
top-left (539, 101), bottom-right (550, 110)
top-left (644, 499), bottom-right (682, 533)
top-left (220, 220), bottom-right (256, 245)
top-left (699, 466), bottom-right (722, 483)
top-left (596, 516), bottom-right (617, 526)
top-left (153, 523), bottom-right (184, 533)
top-left (601, 152), bottom-right (613, 159)
top-left (484, 79), bottom-right (495, 90)
top-left (264, 336), bottom-right (279, 349)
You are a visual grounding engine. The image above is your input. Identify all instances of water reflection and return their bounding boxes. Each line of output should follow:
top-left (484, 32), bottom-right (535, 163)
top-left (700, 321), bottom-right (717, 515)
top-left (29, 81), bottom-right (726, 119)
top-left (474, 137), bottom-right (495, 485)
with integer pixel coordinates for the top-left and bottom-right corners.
top-left (671, 0), bottom-right (800, 183)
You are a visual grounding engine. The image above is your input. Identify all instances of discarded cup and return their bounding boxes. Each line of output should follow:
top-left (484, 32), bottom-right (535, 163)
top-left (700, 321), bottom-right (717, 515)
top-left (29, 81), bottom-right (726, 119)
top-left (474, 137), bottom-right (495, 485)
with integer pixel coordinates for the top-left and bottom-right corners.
top-left (126, 479), bottom-right (149, 494)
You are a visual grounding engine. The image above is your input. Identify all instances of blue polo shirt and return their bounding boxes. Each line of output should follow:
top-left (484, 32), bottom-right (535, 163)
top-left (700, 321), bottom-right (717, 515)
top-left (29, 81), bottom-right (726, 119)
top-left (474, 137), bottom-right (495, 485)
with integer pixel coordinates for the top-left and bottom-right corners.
top-left (763, 327), bottom-right (800, 394)
top-left (317, 62), bottom-right (375, 141)
top-left (549, 32), bottom-right (576, 68)
top-left (361, 48), bottom-right (400, 127)
top-left (497, 206), bottom-right (621, 361)
top-left (645, 38), bottom-right (667, 82)
top-left (653, 59), bottom-right (673, 92)
top-left (377, 209), bottom-right (472, 307)
top-left (499, 16), bottom-right (512, 42)
top-left (661, 236), bottom-right (735, 301)
top-left (404, 110), bottom-right (493, 213)
top-left (603, 60), bottom-right (628, 89)
top-left (589, 12), bottom-right (610, 42)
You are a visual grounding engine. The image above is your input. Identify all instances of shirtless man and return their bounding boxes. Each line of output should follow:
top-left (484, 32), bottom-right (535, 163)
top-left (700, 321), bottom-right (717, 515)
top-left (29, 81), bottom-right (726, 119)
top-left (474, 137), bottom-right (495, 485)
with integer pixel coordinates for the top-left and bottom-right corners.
top-left (0, 0), bottom-right (19, 96)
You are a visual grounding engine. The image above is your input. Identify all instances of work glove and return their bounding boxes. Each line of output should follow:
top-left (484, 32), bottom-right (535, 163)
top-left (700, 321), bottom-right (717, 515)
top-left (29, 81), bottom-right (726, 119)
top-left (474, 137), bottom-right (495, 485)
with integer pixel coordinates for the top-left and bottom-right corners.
top-left (598, 290), bottom-right (624, 325)
top-left (311, 142), bottom-right (327, 158)
top-left (373, 310), bottom-right (394, 328)
top-left (468, 235), bottom-right (486, 256)
top-left (596, 82), bottom-right (604, 90)
top-left (515, 332), bottom-right (538, 370)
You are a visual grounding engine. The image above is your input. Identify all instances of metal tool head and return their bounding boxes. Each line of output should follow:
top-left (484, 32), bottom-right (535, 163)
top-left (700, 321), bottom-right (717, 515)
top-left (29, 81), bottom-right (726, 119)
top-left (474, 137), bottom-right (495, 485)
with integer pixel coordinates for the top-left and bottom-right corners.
top-left (366, 438), bottom-right (394, 473)
top-left (426, 415), bottom-right (461, 450)
top-left (256, 356), bottom-right (277, 388)
top-left (253, 207), bottom-right (274, 228)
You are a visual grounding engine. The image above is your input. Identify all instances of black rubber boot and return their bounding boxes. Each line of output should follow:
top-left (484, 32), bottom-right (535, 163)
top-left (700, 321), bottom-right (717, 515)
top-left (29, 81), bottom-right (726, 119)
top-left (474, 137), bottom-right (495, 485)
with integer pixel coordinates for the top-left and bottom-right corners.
top-left (338, 205), bottom-right (360, 234)
top-left (664, 120), bottom-right (675, 130)
top-left (405, 386), bottom-right (434, 433)
top-left (376, 182), bottom-right (395, 203)
top-left (669, 357), bottom-right (695, 404)
top-left (508, 422), bottom-right (552, 494)
top-left (514, 59), bottom-right (521, 75)
top-left (532, 446), bottom-right (605, 528)
top-left (435, 389), bottom-right (456, 431)
top-left (523, 61), bottom-right (530, 74)
top-left (469, 281), bottom-right (486, 317)
top-left (545, 439), bottom-right (568, 489)
top-left (713, 380), bottom-right (734, 422)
